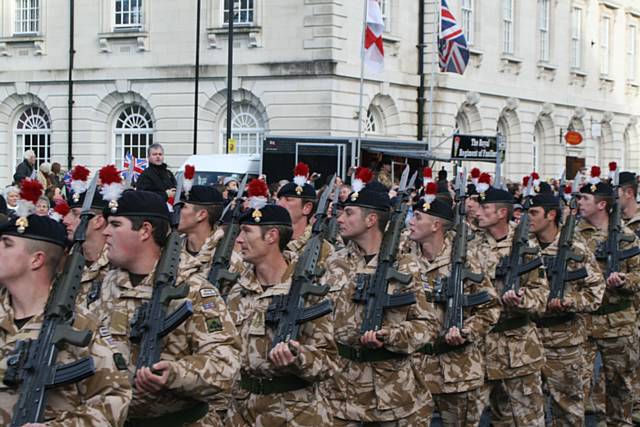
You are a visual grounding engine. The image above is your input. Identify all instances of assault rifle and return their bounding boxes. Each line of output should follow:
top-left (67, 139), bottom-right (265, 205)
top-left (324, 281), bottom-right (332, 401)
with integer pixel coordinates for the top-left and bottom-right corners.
top-left (495, 175), bottom-right (543, 295)
top-left (595, 167), bottom-right (640, 277)
top-left (434, 168), bottom-right (490, 331)
top-left (354, 166), bottom-right (417, 334)
top-left (130, 174), bottom-right (193, 372)
top-left (547, 173), bottom-right (588, 300)
top-left (265, 176), bottom-right (336, 348)
top-left (4, 175), bottom-right (101, 426)
top-left (322, 184), bottom-right (340, 247)
top-left (207, 174), bottom-right (248, 299)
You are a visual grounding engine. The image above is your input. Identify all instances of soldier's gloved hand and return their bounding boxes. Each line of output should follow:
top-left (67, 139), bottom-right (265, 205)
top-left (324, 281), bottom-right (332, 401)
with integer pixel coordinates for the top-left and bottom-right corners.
top-left (269, 341), bottom-right (300, 368)
top-left (444, 326), bottom-right (467, 346)
top-left (606, 272), bottom-right (626, 288)
top-left (502, 288), bottom-right (524, 307)
top-left (134, 362), bottom-right (171, 394)
top-left (548, 298), bottom-right (572, 312)
top-left (360, 330), bottom-right (387, 349)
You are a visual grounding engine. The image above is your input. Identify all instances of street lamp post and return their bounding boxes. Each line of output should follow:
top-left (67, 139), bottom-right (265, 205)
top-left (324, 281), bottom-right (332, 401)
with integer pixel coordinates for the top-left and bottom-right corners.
top-left (225, 1), bottom-right (238, 154)
top-left (192, 0), bottom-right (202, 155)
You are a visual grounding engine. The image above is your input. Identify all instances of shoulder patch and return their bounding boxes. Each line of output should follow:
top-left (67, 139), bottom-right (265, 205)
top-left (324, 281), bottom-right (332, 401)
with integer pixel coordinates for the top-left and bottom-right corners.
top-left (206, 317), bottom-right (223, 333)
top-left (200, 288), bottom-right (217, 298)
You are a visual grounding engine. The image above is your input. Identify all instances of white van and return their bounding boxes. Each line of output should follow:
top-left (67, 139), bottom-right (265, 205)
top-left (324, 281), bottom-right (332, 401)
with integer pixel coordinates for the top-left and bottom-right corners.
top-left (178, 154), bottom-right (261, 186)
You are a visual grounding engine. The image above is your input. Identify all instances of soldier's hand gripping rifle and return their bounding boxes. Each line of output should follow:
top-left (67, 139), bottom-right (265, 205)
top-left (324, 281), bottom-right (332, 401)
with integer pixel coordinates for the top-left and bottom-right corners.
top-left (355, 167), bottom-right (417, 334)
top-left (265, 175), bottom-right (337, 348)
top-left (435, 168), bottom-right (490, 332)
top-left (4, 175), bottom-right (101, 426)
top-left (547, 173), bottom-right (588, 300)
top-left (130, 174), bottom-right (194, 372)
top-left (495, 175), bottom-right (543, 295)
top-left (322, 184), bottom-right (340, 247)
top-left (207, 174), bottom-right (248, 299)
top-left (595, 165), bottom-right (640, 278)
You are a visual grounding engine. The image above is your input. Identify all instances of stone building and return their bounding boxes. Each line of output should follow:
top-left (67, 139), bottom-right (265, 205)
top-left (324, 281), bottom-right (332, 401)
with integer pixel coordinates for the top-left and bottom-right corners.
top-left (0, 0), bottom-right (637, 185)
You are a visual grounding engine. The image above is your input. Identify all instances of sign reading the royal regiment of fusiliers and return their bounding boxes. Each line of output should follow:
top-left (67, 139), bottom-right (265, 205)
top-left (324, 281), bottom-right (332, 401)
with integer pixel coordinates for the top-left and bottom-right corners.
top-left (451, 134), bottom-right (499, 162)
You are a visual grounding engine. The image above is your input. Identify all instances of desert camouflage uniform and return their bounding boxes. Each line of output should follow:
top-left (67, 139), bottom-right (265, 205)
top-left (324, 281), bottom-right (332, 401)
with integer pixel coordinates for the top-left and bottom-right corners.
top-left (320, 240), bottom-right (438, 425)
top-left (534, 233), bottom-right (604, 427)
top-left (286, 224), bottom-right (334, 267)
top-left (76, 245), bottom-right (112, 309)
top-left (225, 254), bottom-right (338, 426)
top-left (472, 224), bottom-right (549, 427)
top-left (98, 255), bottom-right (241, 427)
top-left (406, 234), bottom-right (501, 427)
top-left (623, 207), bottom-right (640, 421)
top-left (576, 220), bottom-right (640, 426)
top-left (0, 287), bottom-right (132, 426)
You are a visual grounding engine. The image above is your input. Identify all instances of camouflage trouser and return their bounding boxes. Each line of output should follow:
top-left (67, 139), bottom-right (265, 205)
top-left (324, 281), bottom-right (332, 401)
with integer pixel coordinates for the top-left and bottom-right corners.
top-left (433, 385), bottom-right (488, 427)
top-left (540, 345), bottom-right (584, 427)
top-left (483, 372), bottom-right (545, 427)
top-left (582, 340), bottom-right (606, 417)
top-left (633, 324), bottom-right (640, 415)
top-left (582, 334), bottom-right (638, 426)
top-left (332, 404), bottom-right (432, 427)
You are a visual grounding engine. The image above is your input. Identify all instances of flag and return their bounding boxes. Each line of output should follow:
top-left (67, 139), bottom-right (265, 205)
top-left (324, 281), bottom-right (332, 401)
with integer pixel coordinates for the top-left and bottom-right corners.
top-left (62, 170), bottom-right (72, 193)
top-left (364, 0), bottom-right (385, 74)
top-left (121, 152), bottom-right (147, 182)
top-left (439, 0), bottom-right (469, 74)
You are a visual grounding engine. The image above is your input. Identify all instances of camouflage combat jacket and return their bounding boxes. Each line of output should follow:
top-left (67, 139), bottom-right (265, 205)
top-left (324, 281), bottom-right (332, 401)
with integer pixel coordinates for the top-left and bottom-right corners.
top-left (286, 224), bottom-right (334, 268)
top-left (535, 232), bottom-right (604, 348)
top-left (0, 288), bottom-right (132, 426)
top-left (76, 245), bottom-right (112, 310)
top-left (98, 258), bottom-right (241, 420)
top-left (321, 240), bottom-right (438, 422)
top-left (623, 206), bottom-right (640, 312)
top-left (472, 224), bottom-right (549, 381)
top-left (575, 220), bottom-right (640, 339)
top-left (406, 234), bottom-right (500, 394)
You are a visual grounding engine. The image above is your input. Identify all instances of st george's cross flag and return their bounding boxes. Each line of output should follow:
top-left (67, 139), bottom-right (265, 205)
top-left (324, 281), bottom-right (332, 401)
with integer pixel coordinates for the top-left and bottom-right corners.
top-left (364, 0), bottom-right (385, 74)
top-left (439, 0), bottom-right (470, 74)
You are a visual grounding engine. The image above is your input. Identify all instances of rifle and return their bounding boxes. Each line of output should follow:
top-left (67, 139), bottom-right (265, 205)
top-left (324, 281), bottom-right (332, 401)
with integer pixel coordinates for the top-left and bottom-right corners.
top-left (4, 175), bottom-right (100, 426)
top-left (495, 174), bottom-right (543, 295)
top-left (354, 166), bottom-right (417, 334)
top-left (322, 184), bottom-right (340, 247)
top-left (547, 173), bottom-right (588, 300)
top-left (595, 167), bottom-right (640, 277)
top-left (207, 174), bottom-right (248, 299)
top-left (434, 168), bottom-right (490, 331)
top-left (265, 176), bottom-right (337, 348)
top-left (130, 174), bottom-right (194, 372)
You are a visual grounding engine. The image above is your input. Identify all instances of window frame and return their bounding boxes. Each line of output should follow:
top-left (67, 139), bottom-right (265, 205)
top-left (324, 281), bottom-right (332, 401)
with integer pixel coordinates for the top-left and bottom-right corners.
top-left (14, 106), bottom-right (51, 170)
top-left (502, 0), bottom-right (515, 55)
top-left (221, 0), bottom-right (255, 27)
top-left (600, 15), bottom-right (611, 76)
top-left (461, 0), bottom-right (474, 46)
top-left (628, 23), bottom-right (637, 81)
top-left (113, 0), bottom-right (143, 31)
top-left (570, 6), bottom-right (583, 69)
top-left (13, 0), bottom-right (40, 36)
top-left (113, 105), bottom-right (154, 168)
top-left (221, 104), bottom-right (264, 155)
top-left (538, 0), bottom-right (550, 62)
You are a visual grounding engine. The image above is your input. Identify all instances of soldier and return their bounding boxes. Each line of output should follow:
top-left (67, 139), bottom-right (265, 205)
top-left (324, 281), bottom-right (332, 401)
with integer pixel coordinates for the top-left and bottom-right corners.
top-left (407, 195), bottom-right (500, 426)
top-left (0, 211), bottom-right (131, 425)
top-left (320, 169), bottom-right (437, 426)
top-left (99, 190), bottom-right (241, 426)
top-left (226, 180), bottom-right (337, 426)
top-left (575, 168), bottom-right (640, 426)
top-left (473, 186), bottom-right (549, 427)
top-left (276, 163), bottom-right (317, 252)
top-left (528, 186), bottom-right (604, 426)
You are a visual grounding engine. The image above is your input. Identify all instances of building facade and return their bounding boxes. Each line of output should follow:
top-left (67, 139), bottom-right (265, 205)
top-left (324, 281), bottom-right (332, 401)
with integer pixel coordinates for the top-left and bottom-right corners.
top-left (0, 0), bottom-right (637, 185)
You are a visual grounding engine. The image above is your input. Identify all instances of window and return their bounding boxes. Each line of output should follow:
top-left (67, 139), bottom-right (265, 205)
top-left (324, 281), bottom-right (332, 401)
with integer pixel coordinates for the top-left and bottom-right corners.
top-left (461, 0), bottom-right (474, 45)
top-left (601, 16), bottom-right (611, 75)
top-left (15, 106), bottom-right (50, 169)
top-left (14, 0), bottom-right (40, 35)
top-left (628, 24), bottom-right (637, 81)
top-left (114, 105), bottom-right (153, 168)
top-left (114, 0), bottom-right (143, 30)
top-left (502, 0), bottom-right (514, 54)
top-left (571, 7), bottom-right (582, 68)
top-left (538, 0), bottom-right (550, 62)
top-left (222, 104), bottom-right (264, 154)
top-left (379, 0), bottom-right (389, 28)
top-left (223, 0), bottom-right (254, 26)
top-left (365, 109), bottom-right (380, 134)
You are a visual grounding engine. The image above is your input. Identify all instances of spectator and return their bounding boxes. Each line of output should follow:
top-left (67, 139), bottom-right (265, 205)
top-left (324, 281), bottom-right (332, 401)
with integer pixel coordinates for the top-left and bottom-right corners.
top-left (35, 196), bottom-right (50, 216)
top-left (339, 184), bottom-right (352, 203)
top-left (45, 185), bottom-right (64, 205)
top-left (50, 162), bottom-right (63, 188)
top-left (135, 143), bottom-right (177, 200)
top-left (37, 162), bottom-right (53, 189)
top-left (0, 195), bottom-right (7, 224)
top-left (4, 186), bottom-right (19, 214)
top-left (13, 149), bottom-right (36, 185)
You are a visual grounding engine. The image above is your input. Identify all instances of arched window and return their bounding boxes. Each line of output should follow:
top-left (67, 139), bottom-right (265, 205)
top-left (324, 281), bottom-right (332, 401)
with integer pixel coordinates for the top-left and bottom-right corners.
top-left (15, 106), bottom-right (50, 169)
top-left (222, 104), bottom-right (264, 154)
top-left (365, 106), bottom-right (384, 135)
top-left (114, 105), bottom-right (153, 168)
top-left (533, 121), bottom-right (544, 173)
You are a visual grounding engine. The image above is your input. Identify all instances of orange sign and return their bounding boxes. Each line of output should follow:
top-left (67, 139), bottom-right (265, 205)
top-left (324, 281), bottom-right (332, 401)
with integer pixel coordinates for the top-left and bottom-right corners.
top-left (565, 131), bottom-right (583, 145)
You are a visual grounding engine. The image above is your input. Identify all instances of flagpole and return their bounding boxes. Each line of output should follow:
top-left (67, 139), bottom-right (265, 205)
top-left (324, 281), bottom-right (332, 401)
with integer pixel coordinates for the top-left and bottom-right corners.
top-left (426, 0), bottom-right (439, 152)
top-left (356, 0), bottom-right (369, 167)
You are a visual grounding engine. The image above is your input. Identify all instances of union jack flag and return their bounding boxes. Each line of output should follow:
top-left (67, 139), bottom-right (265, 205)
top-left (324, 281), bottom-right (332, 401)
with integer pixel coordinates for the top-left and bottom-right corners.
top-left (439, 0), bottom-right (469, 75)
top-left (121, 152), bottom-right (147, 182)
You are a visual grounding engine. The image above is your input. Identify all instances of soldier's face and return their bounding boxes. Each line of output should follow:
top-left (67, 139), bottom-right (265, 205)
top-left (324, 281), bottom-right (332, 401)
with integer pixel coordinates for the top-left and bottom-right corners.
top-left (528, 206), bottom-right (550, 234)
top-left (62, 208), bottom-right (82, 241)
top-left (337, 206), bottom-right (369, 239)
top-left (408, 210), bottom-right (437, 242)
top-left (578, 194), bottom-right (598, 218)
top-left (0, 235), bottom-right (31, 282)
top-left (477, 203), bottom-right (502, 228)
top-left (237, 224), bottom-right (270, 264)
top-left (178, 203), bottom-right (198, 233)
top-left (277, 197), bottom-right (305, 223)
top-left (465, 197), bottom-right (479, 218)
top-left (103, 216), bottom-right (148, 268)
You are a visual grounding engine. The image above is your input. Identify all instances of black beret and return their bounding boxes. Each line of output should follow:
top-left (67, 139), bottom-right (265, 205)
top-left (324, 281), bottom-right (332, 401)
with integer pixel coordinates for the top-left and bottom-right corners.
top-left (531, 193), bottom-right (560, 208)
top-left (0, 214), bottom-right (66, 247)
top-left (466, 184), bottom-right (479, 197)
top-left (103, 190), bottom-right (170, 221)
top-left (277, 182), bottom-right (316, 200)
top-left (414, 197), bottom-right (454, 221)
top-left (479, 187), bottom-right (515, 204)
top-left (344, 186), bottom-right (391, 211)
top-left (620, 172), bottom-right (637, 187)
top-left (239, 204), bottom-right (292, 226)
top-left (179, 185), bottom-right (224, 206)
top-left (537, 182), bottom-right (553, 194)
top-left (69, 189), bottom-right (108, 210)
top-left (436, 181), bottom-right (449, 195)
top-left (580, 182), bottom-right (613, 197)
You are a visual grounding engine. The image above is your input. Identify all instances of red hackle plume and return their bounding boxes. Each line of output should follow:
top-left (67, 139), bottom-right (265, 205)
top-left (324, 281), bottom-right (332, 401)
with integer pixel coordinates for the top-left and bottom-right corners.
top-left (591, 166), bottom-right (601, 178)
top-left (184, 164), bottom-right (196, 180)
top-left (247, 178), bottom-right (269, 199)
top-left (354, 167), bottom-right (373, 184)
top-left (54, 200), bottom-right (70, 217)
top-left (522, 176), bottom-right (530, 187)
top-left (425, 181), bottom-right (437, 195)
top-left (423, 167), bottom-right (433, 179)
top-left (470, 168), bottom-right (481, 179)
top-left (99, 165), bottom-right (122, 185)
top-left (19, 179), bottom-right (44, 204)
top-left (479, 173), bottom-right (491, 185)
top-left (294, 162), bottom-right (310, 178)
top-left (609, 162), bottom-right (617, 172)
top-left (71, 165), bottom-right (90, 181)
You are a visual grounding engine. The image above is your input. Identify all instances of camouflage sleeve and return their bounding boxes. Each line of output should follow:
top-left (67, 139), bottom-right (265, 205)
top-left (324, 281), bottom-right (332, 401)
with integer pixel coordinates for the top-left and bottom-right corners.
top-left (619, 233), bottom-right (640, 294)
top-left (165, 277), bottom-right (241, 399)
top-left (567, 241), bottom-right (605, 312)
top-left (516, 249), bottom-right (550, 316)
top-left (461, 271), bottom-right (501, 343)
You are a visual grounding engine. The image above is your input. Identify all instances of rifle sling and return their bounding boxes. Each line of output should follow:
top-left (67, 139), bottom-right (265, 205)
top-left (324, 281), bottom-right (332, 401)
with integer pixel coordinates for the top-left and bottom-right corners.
top-left (592, 299), bottom-right (632, 316)
top-left (239, 372), bottom-right (311, 394)
top-left (490, 315), bottom-right (530, 333)
top-left (125, 402), bottom-right (209, 427)
top-left (337, 342), bottom-right (406, 362)
top-left (418, 340), bottom-right (469, 356)
top-left (533, 313), bottom-right (576, 328)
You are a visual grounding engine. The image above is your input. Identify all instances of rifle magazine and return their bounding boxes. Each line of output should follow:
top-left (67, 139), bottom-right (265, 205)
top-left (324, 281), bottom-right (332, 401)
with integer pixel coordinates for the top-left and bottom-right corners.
top-left (52, 357), bottom-right (96, 387)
